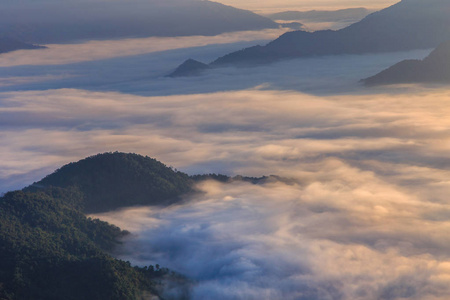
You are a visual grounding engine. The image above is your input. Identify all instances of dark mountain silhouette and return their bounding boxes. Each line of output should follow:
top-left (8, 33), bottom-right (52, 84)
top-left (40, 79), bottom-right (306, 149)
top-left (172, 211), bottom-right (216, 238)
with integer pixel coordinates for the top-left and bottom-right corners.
top-left (169, 59), bottom-right (211, 77)
top-left (0, 0), bottom-right (278, 44)
top-left (26, 152), bottom-right (194, 213)
top-left (267, 8), bottom-right (371, 23)
top-left (0, 37), bottom-right (44, 54)
top-left (363, 41), bottom-right (450, 85)
top-left (172, 0), bottom-right (450, 74)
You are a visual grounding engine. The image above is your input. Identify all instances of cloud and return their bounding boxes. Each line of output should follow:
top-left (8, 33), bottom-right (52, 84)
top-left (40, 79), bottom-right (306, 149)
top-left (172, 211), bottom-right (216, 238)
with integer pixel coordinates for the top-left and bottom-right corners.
top-left (92, 173), bottom-right (450, 299)
top-left (2, 87), bottom-right (450, 299)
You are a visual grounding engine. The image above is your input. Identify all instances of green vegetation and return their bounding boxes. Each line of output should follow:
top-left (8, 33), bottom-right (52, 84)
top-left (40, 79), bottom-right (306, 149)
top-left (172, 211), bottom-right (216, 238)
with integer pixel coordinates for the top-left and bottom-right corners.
top-left (0, 153), bottom-right (197, 299)
top-left (0, 190), bottom-right (181, 300)
top-left (26, 152), bottom-right (194, 213)
top-left (0, 152), bottom-right (279, 299)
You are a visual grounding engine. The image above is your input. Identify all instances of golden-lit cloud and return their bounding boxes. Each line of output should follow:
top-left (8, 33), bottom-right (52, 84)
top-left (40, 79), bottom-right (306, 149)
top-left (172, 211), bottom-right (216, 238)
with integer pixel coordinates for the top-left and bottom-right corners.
top-left (1, 87), bottom-right (450, 196)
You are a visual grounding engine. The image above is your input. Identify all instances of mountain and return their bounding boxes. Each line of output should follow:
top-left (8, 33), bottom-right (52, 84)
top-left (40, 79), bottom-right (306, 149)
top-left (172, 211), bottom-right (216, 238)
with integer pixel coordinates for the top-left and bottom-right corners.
top-left (0, 37), bottom-right (44, 54)
top-left (1, 152), bottom-right (285, 299)
top-left (0, 190), bottom-right (182, 300)
top-left (267, 8), bottom-right (371, 23)
top-left (0, 0), bottom-right (278, 44)
top-left (26, 152), bottom-right (194, 213)
top-left (363, 41), bottom-right (450, 85)
top-left (171, 0), bottom-right (450, 71)
top-left (169, 59), bottom-right (211, 77)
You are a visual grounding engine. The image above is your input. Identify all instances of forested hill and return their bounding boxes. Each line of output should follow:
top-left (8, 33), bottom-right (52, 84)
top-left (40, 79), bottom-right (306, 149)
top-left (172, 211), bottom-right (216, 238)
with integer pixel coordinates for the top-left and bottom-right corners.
top-left (1, 152), bottom-right (275, 299)
top-left (0, 190), bottom-right (184, 300)
top-left (26, 152), bottom-right (194, 213)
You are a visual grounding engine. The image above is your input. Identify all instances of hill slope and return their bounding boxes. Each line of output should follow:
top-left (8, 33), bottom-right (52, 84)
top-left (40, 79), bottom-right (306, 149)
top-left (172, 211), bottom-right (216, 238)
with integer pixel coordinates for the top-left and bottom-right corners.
top-left (171, 0), bottom-right (450, 70)
top-left (0, 0), bottom-right (278, 44)
top-left (26, 152), bottom-right (194, 213)
top-left (363, 41), bottom-right (450, 85)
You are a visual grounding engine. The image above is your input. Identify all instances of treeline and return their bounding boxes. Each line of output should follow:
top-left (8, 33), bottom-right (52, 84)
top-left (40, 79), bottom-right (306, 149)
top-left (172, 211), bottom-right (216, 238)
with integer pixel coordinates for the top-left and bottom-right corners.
top-left (0, 152), bottom-right (278, 299)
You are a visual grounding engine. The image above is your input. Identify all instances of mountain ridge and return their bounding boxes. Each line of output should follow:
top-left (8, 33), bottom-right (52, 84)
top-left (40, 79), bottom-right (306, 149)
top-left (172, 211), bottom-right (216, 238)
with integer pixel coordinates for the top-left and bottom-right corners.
top-left (0, 0), bottom-right (278, 44)
top-left (171, 0), bottom-right (450, 76)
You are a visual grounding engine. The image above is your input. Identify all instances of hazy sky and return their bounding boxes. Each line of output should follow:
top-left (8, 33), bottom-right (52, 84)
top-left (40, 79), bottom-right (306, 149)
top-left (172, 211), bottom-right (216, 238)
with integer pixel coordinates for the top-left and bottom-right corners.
top-left (214, 0), bottom-right (399, 13)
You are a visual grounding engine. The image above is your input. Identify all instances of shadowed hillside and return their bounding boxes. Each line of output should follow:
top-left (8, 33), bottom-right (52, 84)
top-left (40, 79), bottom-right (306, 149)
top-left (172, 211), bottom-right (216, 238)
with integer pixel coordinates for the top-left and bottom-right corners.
top-left (363, 41), bottom-right (450, 85)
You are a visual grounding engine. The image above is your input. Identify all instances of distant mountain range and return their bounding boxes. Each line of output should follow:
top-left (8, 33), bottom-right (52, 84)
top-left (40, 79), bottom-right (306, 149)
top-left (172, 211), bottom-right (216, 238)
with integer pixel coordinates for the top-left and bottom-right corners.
top-left (0, 0), bottom-right (278, 44)
top-left (171, 0), bottom-right (450, 76)
top-left (0, 37), bottom-right (44, 54)
top-left (363, 41), bottom-right (450, 86)
top-left (267, 8), bottom-right (371, 23)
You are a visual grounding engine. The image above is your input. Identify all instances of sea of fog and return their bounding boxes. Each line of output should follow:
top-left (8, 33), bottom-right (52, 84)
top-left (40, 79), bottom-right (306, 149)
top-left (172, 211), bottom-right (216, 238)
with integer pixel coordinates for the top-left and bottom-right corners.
top-left (1, 32), bottom-right (450, 299)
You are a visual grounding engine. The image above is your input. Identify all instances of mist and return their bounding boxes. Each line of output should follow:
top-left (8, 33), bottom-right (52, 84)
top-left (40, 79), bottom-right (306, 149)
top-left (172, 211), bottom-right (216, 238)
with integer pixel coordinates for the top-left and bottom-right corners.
top-left (0, 29), bottom-right (288, 67)
top-left (0, 0), bottom-right (279, 44)
top-left (0, 42), bottom-right (431, 97)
